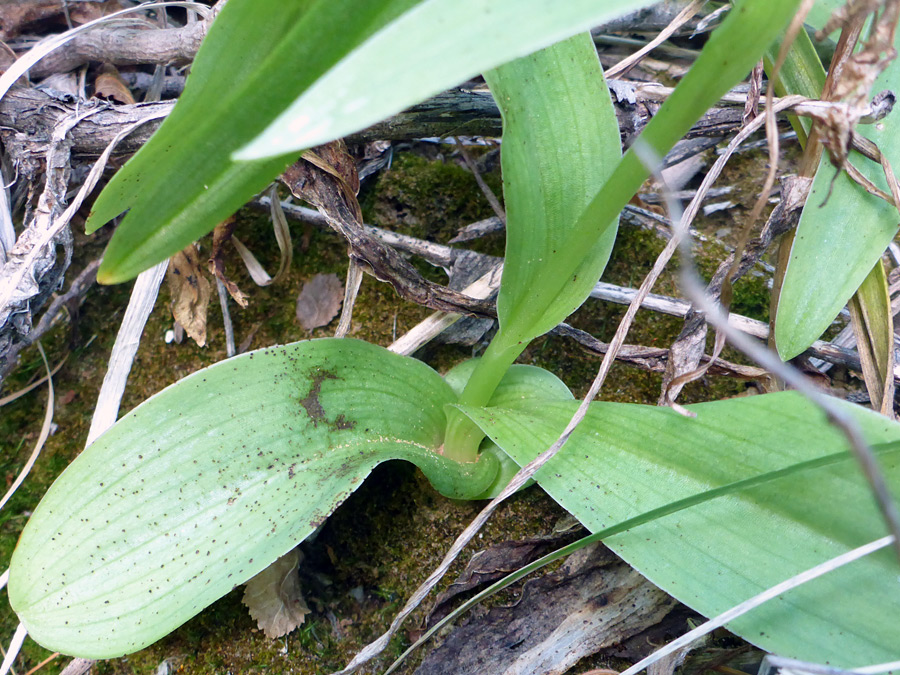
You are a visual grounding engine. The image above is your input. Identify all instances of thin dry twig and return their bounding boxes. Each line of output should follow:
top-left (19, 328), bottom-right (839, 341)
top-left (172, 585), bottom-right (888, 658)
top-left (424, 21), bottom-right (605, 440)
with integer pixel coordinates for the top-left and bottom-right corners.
top-left (456, 139), bottom-right (505, 224)
top-left (605, 0), bottom-right (706, 79)
top-left (620, 535), bottom-right (896, 675)
top-left (22, 653), bottom-right (60, 675)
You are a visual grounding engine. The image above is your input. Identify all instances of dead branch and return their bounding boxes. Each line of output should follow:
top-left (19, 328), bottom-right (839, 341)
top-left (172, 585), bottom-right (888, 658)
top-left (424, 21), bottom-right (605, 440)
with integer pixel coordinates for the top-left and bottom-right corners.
top-left (0, 84), bottom-right (780, 170)
top-left (25, 12), bottom-right (214, 78)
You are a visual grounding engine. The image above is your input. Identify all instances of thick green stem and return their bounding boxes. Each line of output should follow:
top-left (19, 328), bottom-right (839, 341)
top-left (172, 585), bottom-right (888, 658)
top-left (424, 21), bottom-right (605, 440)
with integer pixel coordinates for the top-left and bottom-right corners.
top-left (443, 331), bottom-right (524, 463)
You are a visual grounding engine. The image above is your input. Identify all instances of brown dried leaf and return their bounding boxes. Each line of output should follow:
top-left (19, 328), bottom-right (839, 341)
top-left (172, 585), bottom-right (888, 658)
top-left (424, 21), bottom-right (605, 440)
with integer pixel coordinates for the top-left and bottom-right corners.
top-left (208, 217), bottom-right (249, 307)
top-left (242, 549), bottom-right (310, 639)
top-left (94, 64), bottom-right (135, 105)
top-left (296, 273), bottom-right (343, 331)
top-left (167, 244), bottom-right (210, 347)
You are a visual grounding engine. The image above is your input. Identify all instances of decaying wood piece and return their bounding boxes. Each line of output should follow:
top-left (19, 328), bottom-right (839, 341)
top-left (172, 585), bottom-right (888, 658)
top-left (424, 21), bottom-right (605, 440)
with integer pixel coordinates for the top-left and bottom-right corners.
top-left (0, 84), bottom-right (784, 168)
top-left (25, 10), bottom-right (216, 78)
top-left (0, 107), bottom-right (81, 377)
top-left (0, 88), bottom-right (175, 173)
top-left (280, 143), bottom-right (495, 318)
top-left (414, 543), bottom-right (676, 675)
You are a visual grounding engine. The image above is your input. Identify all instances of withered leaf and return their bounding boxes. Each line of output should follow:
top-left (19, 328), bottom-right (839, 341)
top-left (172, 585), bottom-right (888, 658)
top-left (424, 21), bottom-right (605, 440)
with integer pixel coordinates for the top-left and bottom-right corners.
top-left (94, 64), bottom-right (136, 105)
top-left (208, 218), bottom-right (249, 307)
top-left (296, 273), bottom-right (343, 331)
top-left (242, 549), bottom-right (310, 639)
top-left (167, 244), bottom-right (211, 347)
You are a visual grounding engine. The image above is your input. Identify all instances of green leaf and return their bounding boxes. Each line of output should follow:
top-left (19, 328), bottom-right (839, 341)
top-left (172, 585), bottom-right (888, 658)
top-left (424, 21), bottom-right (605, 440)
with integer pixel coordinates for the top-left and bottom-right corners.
top-left (89, 0), bottom-right (420, 283)
top-left (847, 260), bottom-right (895, 413)
top-left (807, 0), bottom-right (845, 34)
top-left (496, 0), bottom-right (804, 345)
top-left (484, 33), bottom-right (621, 345)
top-left (9, 339), bottom-right (500, 658)
top-left (460, 392), bottom-right (900, 665)
top-left (775, 29), bottom-right (900, 359)
top-left (90, 0), bottom-right (657, 284)
top-left (236, 0), bottom-right (657, 160)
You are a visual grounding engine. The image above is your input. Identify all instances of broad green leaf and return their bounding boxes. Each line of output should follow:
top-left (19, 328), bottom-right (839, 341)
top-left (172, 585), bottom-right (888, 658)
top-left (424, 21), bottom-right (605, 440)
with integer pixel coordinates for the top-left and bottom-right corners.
top-left (495, 0), bottom-right (804, 345)
top-left (484, 34), bottom-right (620, 345)
top-left (460, 393), bottom-right (900, 665)
top-left (90, 0), bottom-right (657, 284)
top-left (9, 339), bottom-right (502, 658)
top-left (236, 0), bottom-right (657, 160)
top-left (775, 29), bottom-right (900, 359)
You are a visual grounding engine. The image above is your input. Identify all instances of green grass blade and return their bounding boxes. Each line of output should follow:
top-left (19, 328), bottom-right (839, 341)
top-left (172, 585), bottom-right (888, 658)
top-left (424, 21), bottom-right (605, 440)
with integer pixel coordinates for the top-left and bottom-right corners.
top-left (775, 28), bottom-right (900, 359)
top-left (91, 0), bottom-right (658, 284)
top-left (459, 392), bottom-right (900, 664)
top-left (236, 0), bottom-right (657, 159)
top-left (8, 339), bottom-right (499, 657)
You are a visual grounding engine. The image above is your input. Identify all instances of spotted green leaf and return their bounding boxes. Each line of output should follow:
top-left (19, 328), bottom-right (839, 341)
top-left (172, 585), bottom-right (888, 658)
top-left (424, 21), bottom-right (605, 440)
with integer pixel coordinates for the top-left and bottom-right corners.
top-left (460, 392), bottom-right (900, 665)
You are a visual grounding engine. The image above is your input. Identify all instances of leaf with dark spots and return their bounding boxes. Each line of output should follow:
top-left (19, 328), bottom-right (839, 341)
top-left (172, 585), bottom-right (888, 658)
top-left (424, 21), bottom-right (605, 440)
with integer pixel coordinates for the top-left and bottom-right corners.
top-left (9, 339), bottom-right (503, 658)
top-left (298, 369), bottom-right (339, 425)
top-left (295, 273), bottom-right (343, 332)
top-left (242, 548), bottom-right (309, 639)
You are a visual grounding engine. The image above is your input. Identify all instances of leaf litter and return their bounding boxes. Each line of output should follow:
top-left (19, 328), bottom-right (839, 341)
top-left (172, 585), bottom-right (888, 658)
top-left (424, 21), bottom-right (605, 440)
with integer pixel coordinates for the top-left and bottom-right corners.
top-left (296, 273), bottom-right (344, 331)
top-left (241, 548), bottom-right (311, 639)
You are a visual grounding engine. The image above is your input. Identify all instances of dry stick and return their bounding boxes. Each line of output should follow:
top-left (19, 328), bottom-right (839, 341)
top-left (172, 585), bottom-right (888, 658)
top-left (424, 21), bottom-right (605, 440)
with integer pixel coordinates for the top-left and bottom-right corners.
top-left (0, 1), bottom-right (211, 102)
top-left (605, 0), bottom-right (707, 80)
top-left (271, 198), bottom-right (873, 379)
top-left (22, 653), bottom-right (59, 675)
top-left (335, 261), bottom-right (363, 338)
top-left (456, 139), bottom-right (505, 224)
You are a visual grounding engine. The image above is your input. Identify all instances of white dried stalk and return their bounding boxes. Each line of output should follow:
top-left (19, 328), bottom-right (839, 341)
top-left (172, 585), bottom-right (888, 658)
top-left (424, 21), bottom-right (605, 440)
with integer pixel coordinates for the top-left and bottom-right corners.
top-left (0, 623), bottom-right (26, 675)
top-left (86, 261), bottom-right (167, 446)
top-left (389, 263), bottom-right (502, 355)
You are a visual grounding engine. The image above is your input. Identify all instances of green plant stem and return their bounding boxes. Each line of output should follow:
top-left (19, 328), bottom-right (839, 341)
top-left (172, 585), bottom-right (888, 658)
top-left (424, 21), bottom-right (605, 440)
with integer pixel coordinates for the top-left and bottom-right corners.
top-left (442, 331), bottom-right (523, 463)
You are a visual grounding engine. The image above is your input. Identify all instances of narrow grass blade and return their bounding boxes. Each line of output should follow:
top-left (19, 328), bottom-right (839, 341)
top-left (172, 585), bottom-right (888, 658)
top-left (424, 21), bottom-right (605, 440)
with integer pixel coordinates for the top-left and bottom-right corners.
top-left (848, 260), bottom-right (895, 415)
